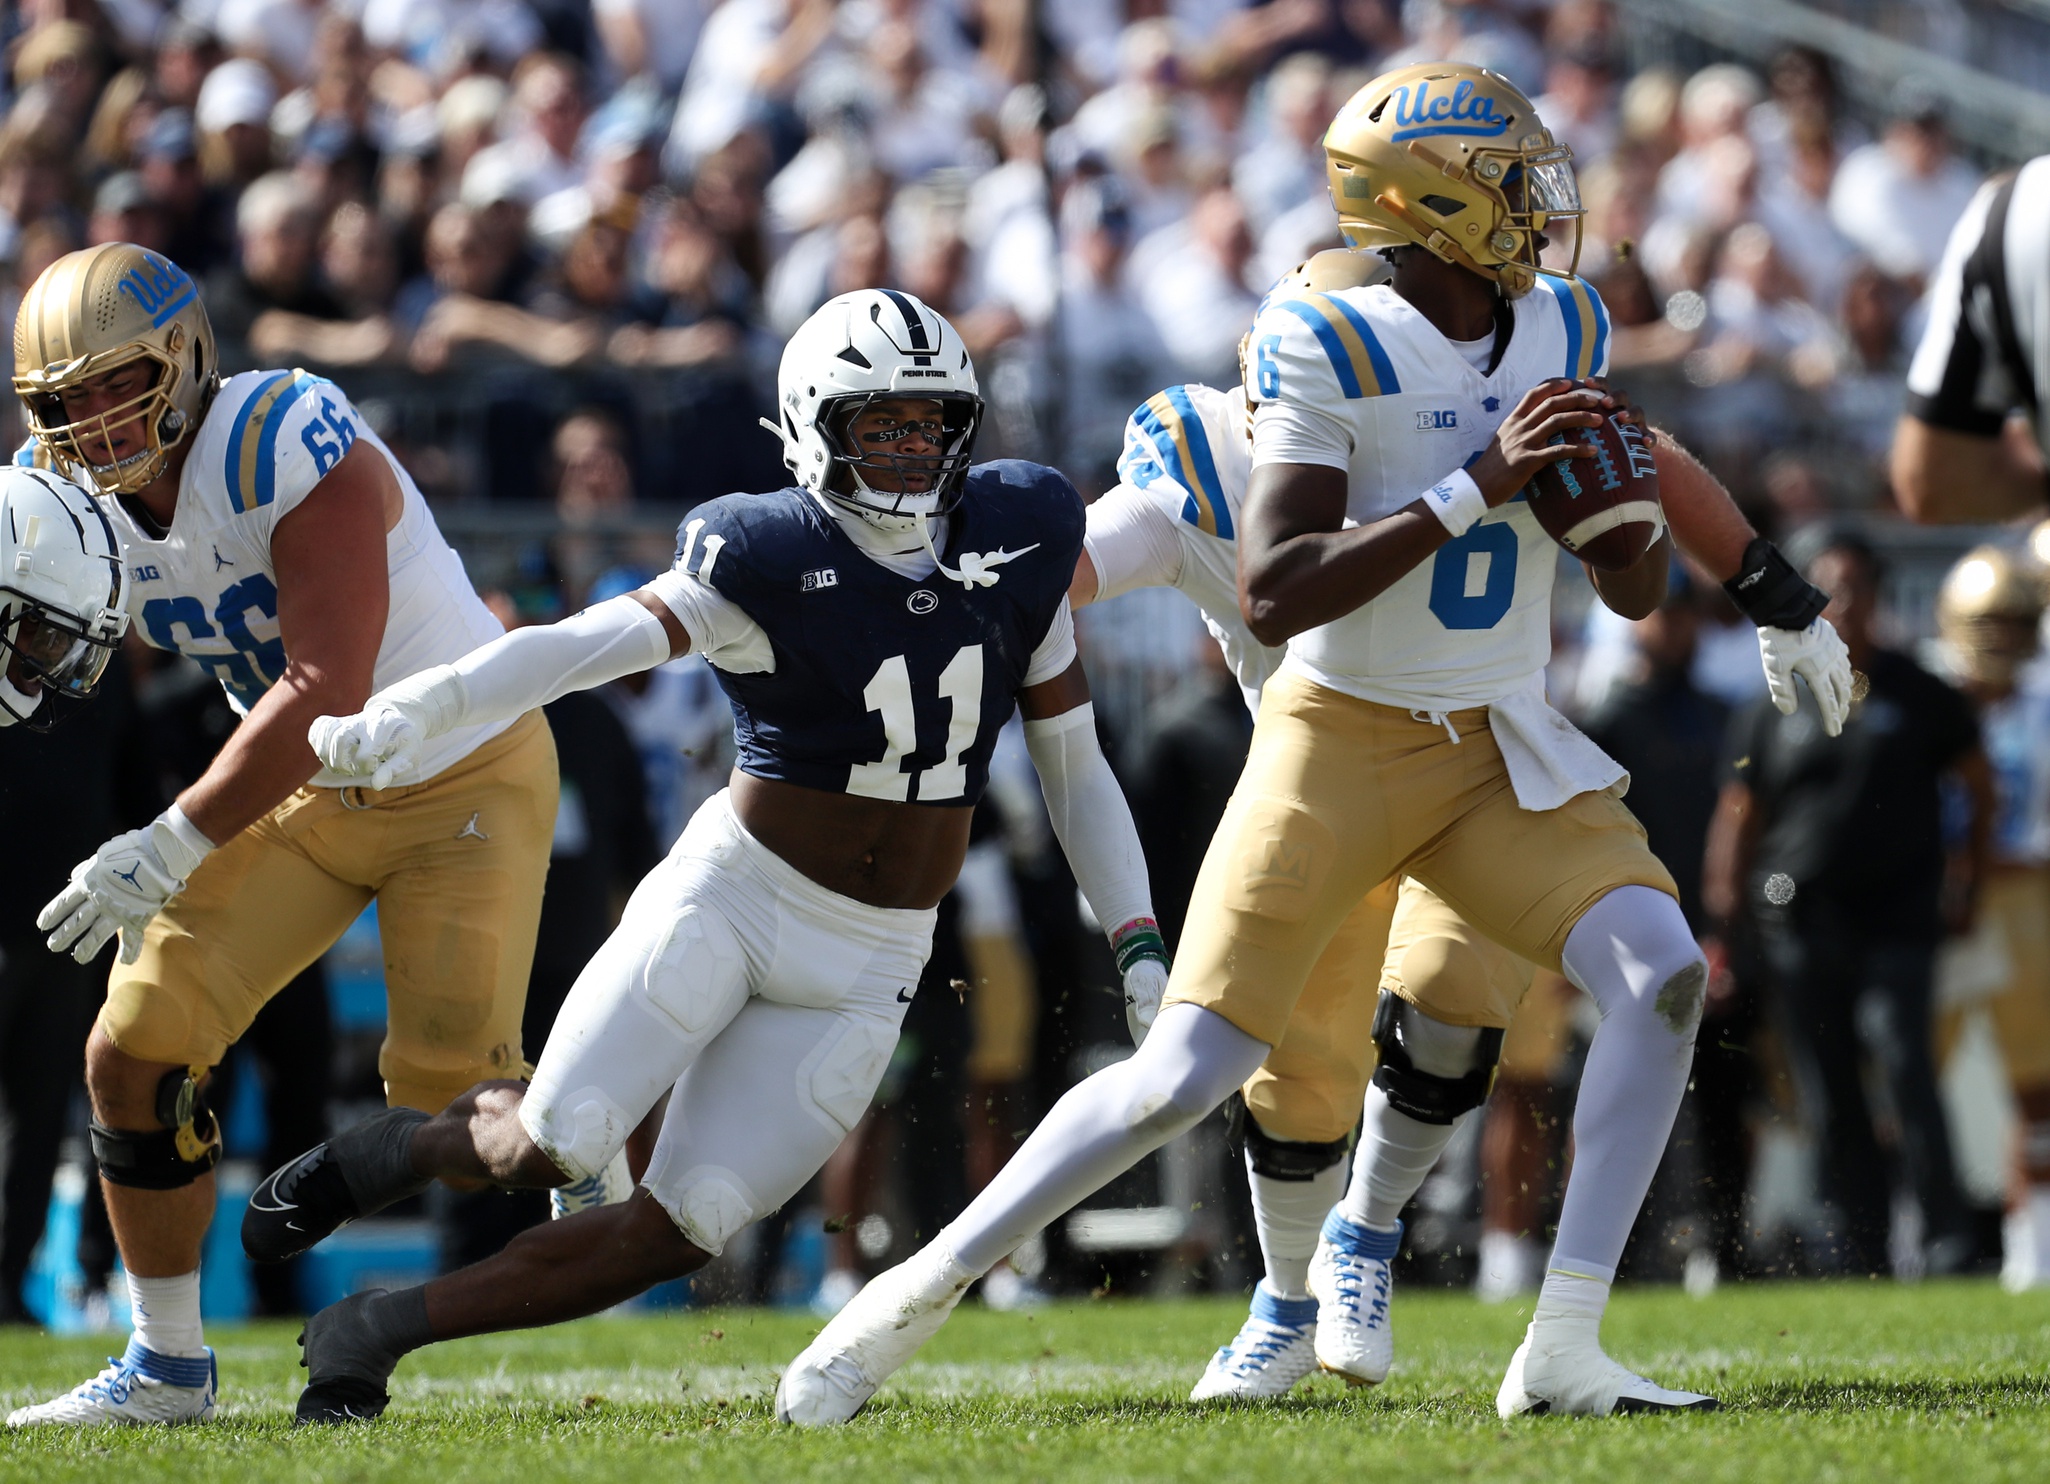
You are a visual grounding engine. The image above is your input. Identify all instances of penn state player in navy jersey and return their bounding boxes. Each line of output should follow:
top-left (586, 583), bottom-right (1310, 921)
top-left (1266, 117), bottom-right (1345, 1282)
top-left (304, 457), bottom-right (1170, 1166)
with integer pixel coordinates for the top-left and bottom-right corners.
top-left (246, 291), bottom-right (1171, 1424)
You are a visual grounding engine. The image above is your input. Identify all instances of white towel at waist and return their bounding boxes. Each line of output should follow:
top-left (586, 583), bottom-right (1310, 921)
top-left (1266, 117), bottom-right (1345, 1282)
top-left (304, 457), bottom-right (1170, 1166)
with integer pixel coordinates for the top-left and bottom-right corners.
top-left (1486, 675), bottom-right (1628, 811)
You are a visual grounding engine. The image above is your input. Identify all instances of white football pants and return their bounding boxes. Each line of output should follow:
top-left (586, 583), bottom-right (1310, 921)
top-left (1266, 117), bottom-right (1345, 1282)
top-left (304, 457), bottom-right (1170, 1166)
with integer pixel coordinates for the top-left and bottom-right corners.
top-left (520, 791), bottom-right (936, 1254)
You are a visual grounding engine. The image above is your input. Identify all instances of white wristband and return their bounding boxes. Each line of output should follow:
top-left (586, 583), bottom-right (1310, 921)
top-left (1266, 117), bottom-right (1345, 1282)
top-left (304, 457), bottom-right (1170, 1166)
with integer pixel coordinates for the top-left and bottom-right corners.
top-left (156, 803), bottom-right (216, 878)
top-left (1420, 468), bottom-right (1488, 537)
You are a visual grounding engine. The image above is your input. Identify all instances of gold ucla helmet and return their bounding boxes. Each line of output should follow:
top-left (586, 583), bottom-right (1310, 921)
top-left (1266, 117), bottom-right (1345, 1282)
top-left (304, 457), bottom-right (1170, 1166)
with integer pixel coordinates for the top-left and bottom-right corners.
top-left (13, 243), bottom-right (218, 497)
top-left (1937, 545), bottom-right (2043, 689)
top-left (1323, 62), bottom-right (1582, 298)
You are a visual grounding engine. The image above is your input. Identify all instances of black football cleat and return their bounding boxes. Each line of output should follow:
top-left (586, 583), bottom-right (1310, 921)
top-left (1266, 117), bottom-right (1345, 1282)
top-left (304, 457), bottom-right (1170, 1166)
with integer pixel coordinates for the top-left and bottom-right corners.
top-left (294, 1375), bottom-right (391, 1426)
top-left (293, 1292), bottom-right (407, 1427)
top-left (244, 1108), bottom-right (430, 1262)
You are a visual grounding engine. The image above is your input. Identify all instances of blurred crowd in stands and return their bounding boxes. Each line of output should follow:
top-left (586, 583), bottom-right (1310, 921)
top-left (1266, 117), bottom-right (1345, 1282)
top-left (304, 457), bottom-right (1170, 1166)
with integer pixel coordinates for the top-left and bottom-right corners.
top-left (2, 0), bottom-right (2046, 1324)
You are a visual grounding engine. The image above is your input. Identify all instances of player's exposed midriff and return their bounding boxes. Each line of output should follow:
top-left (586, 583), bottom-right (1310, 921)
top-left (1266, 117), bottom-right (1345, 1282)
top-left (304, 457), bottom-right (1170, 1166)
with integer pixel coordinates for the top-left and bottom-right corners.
top-left (729, 769), bottom-right (974, 910)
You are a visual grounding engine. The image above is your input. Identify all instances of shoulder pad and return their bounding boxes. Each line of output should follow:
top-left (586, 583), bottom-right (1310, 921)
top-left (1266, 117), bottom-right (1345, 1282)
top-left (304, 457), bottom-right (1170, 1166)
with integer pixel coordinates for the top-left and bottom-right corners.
top-left (969, 460), bottom-right (1085, 557)
top-left (1252, 291), bottom-right (1403, 403)
top-left (12, 438), bottom-right (60, 472)
top-left (215, 369), bottom-right (358, 516)
top-left (1118, 385), bottom-right (1235, 539)
top-left (1535, 276), bottom-right (1611, 380)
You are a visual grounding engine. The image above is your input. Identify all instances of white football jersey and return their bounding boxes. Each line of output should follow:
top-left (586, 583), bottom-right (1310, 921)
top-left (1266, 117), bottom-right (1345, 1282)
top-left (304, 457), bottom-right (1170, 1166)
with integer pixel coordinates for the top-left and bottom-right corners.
top-left (20, 369), bottom-right (507, 786)
top-left (1088, 382), bottom-right (1277, 714)
top-left (1248, 275), bottom-right (1611, 712)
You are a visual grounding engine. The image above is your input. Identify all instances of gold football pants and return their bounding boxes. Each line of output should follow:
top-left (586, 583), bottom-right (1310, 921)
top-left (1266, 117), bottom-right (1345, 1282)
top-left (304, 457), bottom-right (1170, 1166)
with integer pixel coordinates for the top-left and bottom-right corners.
top-left (1164, 671), bottom-right (1675, 1051)
top-left (98, 711), bottom-right (559, 1112)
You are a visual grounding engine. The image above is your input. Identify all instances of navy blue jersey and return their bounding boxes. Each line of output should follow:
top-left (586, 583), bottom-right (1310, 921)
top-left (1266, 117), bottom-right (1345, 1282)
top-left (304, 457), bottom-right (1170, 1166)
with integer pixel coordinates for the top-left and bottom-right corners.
top-left (679, 460), bottom-right (1084, 806)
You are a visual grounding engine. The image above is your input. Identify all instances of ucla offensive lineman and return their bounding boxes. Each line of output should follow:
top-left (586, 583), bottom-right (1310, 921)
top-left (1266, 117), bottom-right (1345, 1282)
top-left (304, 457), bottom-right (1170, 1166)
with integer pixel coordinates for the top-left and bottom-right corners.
top-left (8, 244), bottom-right (558, 1427)
top-left (781, 63), bottom-right (1853, 1422)
top-left (242, 290), bottom-right (1172, 1423)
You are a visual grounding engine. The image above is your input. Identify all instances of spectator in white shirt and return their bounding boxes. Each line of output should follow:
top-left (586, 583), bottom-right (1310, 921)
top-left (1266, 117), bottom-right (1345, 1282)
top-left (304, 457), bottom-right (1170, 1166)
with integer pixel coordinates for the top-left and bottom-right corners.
top-left (465, 53), bottom-right (590, 207)
top-left (1140, 184), bottom-right (1259, 387)
top-left (1231, 51), bottom-right (1332, 231)
top-left (1828, 87), bottom-right (1980, 288)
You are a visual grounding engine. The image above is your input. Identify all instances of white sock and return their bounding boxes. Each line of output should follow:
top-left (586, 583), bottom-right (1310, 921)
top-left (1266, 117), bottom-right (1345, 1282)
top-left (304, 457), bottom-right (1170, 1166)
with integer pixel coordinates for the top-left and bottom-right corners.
top-left (128, 1271), bottom-right (205, 1358)
top-left (941, 1003), bottom-right (1270, 1273)
top-left (1248, 1157), bottom-right (1345, 1298)
top-left (1341, 1085), bottom-right (1462, 1230)
top-left (1531, 1261), bottom-right (1611, 1341)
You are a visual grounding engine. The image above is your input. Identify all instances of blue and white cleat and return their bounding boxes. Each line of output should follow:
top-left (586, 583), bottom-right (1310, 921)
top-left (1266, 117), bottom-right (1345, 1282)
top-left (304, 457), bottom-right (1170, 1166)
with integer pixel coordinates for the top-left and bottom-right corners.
top-left (1308, 1210), bottom-right (1399, 1386)
top-left (549, 1150), bottom-right (632, 1221)
top-left (1189, 1283), bottom-right (1319, 1400)
top-left (1496, 1322), bottom-right (1719, 1417)
top-left (6, 1339), bottom-right (217, 1427)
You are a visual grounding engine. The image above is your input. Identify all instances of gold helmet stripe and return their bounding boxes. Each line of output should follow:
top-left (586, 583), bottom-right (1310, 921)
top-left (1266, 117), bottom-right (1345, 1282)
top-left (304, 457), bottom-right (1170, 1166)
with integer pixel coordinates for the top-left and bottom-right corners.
top-left (1272, 294), bottom-right (1400, 399)
top-left (226, 369), bottom-right (318, 514)
top-left (1133, 388), bottom-right (1229, 538)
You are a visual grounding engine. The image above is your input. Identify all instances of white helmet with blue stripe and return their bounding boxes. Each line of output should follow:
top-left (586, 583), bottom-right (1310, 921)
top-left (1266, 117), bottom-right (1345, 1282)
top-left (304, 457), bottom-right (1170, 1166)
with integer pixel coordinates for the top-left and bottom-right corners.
top-left (767, 289), bottom-right (983, 534)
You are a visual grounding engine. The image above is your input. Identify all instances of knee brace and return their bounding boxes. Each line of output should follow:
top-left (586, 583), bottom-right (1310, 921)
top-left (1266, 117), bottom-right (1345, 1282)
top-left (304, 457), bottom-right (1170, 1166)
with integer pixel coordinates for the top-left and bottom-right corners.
top-left (1228, 1095), bottom-right (1349, 1180)
top-left (1369, 990), bottom-right (1504, 1126)
top-left (90, 1066), bottom-right (222, 1190)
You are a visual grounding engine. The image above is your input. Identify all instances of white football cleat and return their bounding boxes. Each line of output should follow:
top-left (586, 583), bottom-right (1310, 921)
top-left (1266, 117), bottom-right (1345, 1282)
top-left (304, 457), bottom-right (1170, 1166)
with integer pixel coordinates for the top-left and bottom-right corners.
top-left (1189, 1282), bottom-right (1319, 1400)
top-left (1496, 1322), bottom-right (1718, 1417)
top-left (776, 1245), bottom-right (977, 1426)
top-left (7, 1339), bottom-right (217, 1427)
top-left (549, 1150), bottom-right (632, 1221)
top-left (1308, 1210), bottom-right (1399, 1386)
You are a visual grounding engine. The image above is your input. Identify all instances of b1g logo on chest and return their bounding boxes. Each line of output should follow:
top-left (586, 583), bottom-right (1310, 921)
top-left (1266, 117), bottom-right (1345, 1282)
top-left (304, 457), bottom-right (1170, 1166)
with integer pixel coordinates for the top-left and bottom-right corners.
top-left (801, 567), bottom-right (838, 592)
top-left (1416, 409), bottom-right (1459, 431)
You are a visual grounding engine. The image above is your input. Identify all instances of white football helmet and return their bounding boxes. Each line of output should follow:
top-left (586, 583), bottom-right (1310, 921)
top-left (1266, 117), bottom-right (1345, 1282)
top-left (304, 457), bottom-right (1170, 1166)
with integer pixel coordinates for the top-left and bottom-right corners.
top-left (767, 289), bottom-right (982, 532)
top-left (0, 465), bottom-right (131, 727)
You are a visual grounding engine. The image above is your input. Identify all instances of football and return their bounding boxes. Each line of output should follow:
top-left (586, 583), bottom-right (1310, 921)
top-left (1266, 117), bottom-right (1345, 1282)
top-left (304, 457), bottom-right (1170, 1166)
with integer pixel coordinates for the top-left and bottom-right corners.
top-left (1525, 411), bottom-right (1664, 572)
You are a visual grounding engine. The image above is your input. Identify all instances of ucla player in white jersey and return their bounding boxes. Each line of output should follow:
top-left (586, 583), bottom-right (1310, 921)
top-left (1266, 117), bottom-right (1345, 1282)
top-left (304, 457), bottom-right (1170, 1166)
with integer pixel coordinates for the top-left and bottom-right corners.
top-left (1930, 544), bottom-right (2050, 1289)
top-left (8, 244), bottom-right (559, 1428)
top-left (782, 63), bottom-right (1854, 1423)
top-left (242, 290), bottom-right (1171, 1424)
top-left (1078, 250), bottom-right (1854, 1399)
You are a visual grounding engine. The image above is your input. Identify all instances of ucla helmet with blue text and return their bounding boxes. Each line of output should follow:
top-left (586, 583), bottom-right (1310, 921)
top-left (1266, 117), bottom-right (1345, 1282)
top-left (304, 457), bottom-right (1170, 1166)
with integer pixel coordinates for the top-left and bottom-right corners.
top-left (768, 289), bottom-right (982, 533)
top-left (1323, 62), bottom-right (1582, 298)
top-left (0, 465), bottom-right (130, 728)
top-left (13, 242), bottom-right (219, 496)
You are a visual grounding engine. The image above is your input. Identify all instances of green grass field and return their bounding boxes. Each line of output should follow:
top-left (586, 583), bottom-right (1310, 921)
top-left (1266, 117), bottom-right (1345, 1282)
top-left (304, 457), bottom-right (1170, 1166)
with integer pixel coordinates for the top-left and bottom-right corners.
top-left (1, 1281), bottom-right (2046, 1482)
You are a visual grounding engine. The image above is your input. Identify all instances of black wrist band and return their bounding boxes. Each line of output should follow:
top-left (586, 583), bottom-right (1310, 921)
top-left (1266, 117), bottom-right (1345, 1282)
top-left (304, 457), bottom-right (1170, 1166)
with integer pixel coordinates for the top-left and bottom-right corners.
top-left (1722, 537), bottom-right (1828, 630)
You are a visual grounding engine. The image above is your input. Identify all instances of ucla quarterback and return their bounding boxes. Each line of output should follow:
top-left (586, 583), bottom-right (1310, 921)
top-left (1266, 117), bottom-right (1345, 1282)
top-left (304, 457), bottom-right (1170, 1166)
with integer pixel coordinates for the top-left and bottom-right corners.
top-left (781, 63), bottom-right (1853, 1424)
top-left (240, 290), bottom-right (1170, 1424)
top-left (8, 244), bottom-right (558, 1428)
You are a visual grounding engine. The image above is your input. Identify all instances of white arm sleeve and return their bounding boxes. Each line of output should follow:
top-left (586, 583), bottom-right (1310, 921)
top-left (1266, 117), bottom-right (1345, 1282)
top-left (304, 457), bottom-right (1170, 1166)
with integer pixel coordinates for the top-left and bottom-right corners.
top-left (1023, 598), bottom-right (1077, 686)
top-left (386, 595), bottom-right (673, 741)
top-left (1082, 484), bottom-right (1186, 603)
top-left (645, 566), bottom-right (776, 672)
top-left (1023, 702), bottom-right (1153, 935)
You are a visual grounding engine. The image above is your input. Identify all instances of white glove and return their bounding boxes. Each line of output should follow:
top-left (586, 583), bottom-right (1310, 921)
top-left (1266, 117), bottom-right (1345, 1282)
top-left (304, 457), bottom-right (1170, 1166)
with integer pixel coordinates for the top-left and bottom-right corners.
top-left (308, 665), bottom-right (465, 789)
top-left (1758, 617), bottom-right (1853, 738)
top-left (1122, 958), bottom-right (1169, 1047)
top-left (39, 806), bottom-right (214, 965)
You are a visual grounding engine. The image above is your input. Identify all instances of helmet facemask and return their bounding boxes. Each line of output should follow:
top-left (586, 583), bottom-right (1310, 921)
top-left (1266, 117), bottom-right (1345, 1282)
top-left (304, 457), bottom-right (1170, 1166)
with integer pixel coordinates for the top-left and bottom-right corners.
top-left (816, 390), bottom-right (983, 533)
top-left (16, 342), bottom-right (195, 498)
top-left (0, 589), bottom-right (125, 729)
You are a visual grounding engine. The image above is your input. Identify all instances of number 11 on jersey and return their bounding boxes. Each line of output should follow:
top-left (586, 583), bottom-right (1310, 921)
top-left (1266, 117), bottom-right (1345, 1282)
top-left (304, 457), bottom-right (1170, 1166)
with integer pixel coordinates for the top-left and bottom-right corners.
top-left (848, 645), bottom-right (985, 802)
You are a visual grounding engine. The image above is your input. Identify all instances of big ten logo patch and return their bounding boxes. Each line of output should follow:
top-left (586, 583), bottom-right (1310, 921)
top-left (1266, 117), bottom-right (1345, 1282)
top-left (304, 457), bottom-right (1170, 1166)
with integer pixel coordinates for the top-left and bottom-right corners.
top-left (1416, 409), bottom-right (1460, 431)
top-left (801, 568), bottom-right (838, 592)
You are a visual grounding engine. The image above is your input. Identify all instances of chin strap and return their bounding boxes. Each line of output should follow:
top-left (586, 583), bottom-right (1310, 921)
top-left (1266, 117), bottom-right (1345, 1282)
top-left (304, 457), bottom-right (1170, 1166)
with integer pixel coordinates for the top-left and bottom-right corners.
top-left (915, 509), bottom-right (1039, 590)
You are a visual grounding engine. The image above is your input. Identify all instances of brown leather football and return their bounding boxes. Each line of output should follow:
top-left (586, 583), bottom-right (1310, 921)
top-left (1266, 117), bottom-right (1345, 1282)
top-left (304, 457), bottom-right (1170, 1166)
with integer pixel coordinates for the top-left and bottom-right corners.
top-left (1525, 413), bottom-right (1663, 572)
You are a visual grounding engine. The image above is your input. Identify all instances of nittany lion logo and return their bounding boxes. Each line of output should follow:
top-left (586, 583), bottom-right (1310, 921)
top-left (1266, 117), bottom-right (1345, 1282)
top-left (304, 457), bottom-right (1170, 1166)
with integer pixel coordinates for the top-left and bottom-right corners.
top-left (1387, 79), bottom-right (1512, 142)
top-left (116, 259), bottom-right (197, 329)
